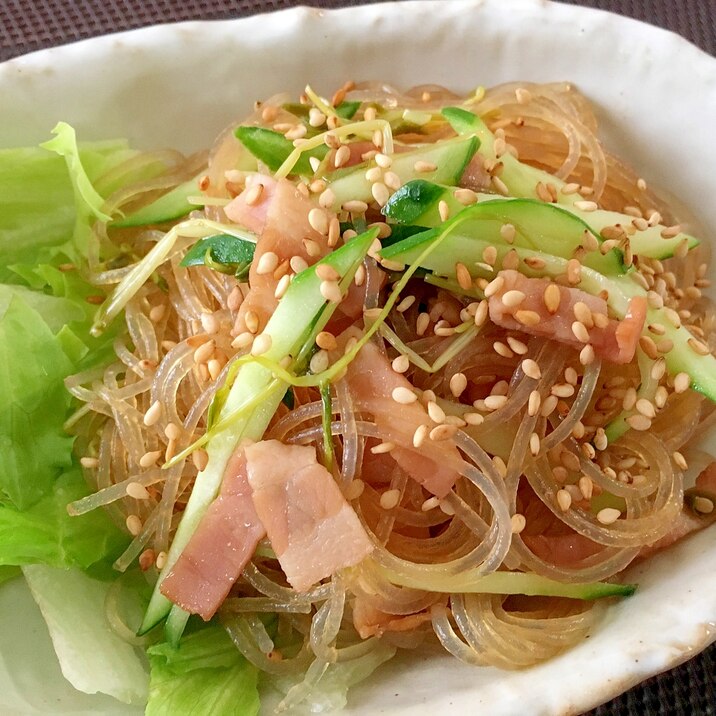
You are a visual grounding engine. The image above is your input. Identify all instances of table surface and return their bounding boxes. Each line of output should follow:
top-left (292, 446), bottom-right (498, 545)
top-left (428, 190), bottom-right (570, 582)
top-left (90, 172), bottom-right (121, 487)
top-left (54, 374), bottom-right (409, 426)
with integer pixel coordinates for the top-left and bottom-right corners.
top-left (2, 1), bottom-right (715, 714)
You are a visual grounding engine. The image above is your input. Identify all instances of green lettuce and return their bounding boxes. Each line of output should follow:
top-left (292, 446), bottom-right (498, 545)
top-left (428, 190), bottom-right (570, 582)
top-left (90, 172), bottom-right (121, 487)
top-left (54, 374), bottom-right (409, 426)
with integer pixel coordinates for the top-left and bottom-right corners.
top-left (146, 626), bottom-right (260, 716)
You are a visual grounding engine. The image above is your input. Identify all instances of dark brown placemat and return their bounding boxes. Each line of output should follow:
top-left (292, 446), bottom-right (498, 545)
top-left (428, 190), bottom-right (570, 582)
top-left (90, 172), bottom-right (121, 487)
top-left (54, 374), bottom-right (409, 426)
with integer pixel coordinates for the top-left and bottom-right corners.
top-left (1, 1), bottom-right (715, 714)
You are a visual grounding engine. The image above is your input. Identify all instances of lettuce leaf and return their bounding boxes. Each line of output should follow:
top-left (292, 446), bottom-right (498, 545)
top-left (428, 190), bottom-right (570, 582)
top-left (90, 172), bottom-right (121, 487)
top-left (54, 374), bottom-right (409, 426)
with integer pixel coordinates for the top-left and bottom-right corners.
top-left (0, 468), bottom-right (127, 570)
top-left (0, 138), bottom-right (135, 281)
top-left (0, 294), bottom-right (75, 509)
top-left (146, 626), bottom-right (260, 716)
top-left (23, 564), bottom-right (149, 704)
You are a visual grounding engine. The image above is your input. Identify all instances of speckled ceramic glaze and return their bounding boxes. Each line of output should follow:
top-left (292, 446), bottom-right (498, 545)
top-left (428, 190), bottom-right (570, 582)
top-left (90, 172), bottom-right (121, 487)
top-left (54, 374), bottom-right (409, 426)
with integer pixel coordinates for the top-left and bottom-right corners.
top-left (1, 1), bottom-right (715, 713)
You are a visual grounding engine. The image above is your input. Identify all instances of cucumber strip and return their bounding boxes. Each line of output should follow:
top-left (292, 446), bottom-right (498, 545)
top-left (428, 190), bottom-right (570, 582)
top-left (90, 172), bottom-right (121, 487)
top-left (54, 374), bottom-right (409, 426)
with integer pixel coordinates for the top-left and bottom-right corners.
top-left (442, 108), bottom-right (701, 259)
top-left (383, 226), bottom-right (716, 403)
top-left (377, 562), bottom-right (635, 600)
top-left (324, 135), bottom-right (479, 212)
top-left (235, 126), bottom-right (329, 175)
top-left (383, 182), bottom-right (623, 273)
top-left (139, 229), bottom-right (378, 634)
top-left (442, 106), bottom-right (583, 208)
top-left (112, 175), bottom-right (199, 228)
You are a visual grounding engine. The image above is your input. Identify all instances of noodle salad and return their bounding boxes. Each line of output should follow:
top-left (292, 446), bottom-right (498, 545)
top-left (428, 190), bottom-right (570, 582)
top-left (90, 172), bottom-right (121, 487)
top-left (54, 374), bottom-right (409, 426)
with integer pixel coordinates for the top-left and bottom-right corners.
top-left (2, 80), bottom-right (716, 713)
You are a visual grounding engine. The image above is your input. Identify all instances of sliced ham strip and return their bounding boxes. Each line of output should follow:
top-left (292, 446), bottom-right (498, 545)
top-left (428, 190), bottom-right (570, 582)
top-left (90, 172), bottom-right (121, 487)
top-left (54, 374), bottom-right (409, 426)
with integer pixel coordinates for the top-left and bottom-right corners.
top-left (225, 175), bottom-right (333, 335)
top-left (341, 328), bottom-right (460, 498)
top-left (488, 269), bottom-right (646, 364)
top-left (159, 450), bottom-right (265, 620)
top-left (245, 440), bottom-right (373, 592)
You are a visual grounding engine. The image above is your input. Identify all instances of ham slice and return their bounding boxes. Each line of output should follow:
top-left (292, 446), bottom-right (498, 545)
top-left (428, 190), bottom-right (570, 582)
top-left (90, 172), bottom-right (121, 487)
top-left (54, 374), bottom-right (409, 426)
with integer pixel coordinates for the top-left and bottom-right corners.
top-left (342, 328), bottom-right (460, 498)
top-left (159, 451), bottom-right (265, 620)
top-left (245, 440), bottom-right (373, 592)
top-left (488, 270), bottom-right (646, 364)
top-left (225, 175), bottom-right (333, 335)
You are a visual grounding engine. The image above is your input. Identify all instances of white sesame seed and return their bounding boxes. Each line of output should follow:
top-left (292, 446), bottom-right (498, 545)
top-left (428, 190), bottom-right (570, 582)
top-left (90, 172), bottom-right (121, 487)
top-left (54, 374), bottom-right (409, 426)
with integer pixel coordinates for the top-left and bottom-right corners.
top-left (308, 208), bottom-right (329, 235)
top-left (383, 171), bottom-right (402, 190)
top-left (80, 456), bottom-right (99, 468)
top-left (256, 251), bottom-right (279, 275)
top-left (528, 390), bottom-right (541, 416)
top-left (556, 489), bottom-right (572, 512)
top-left (319, 280), bottom-right (342, 303)
top-left (464, 412), bottom-right (484, 425)
top-left (274, 274), bottom-right (291, 300)
top-left (693, 496), bottom-right (714, 514)
top-left (290, 255), bottom-right (309, 274)
top-left (575, 200), bottom-right (598, 212)
top-left (502, 290), bottom-right (526, 308)
top-left (543, 283), bottom-right (561, 314)
top-left (231, 331), bottom-right (254, 350)
top-left (540, 395), bottom-right (558, 417)
top-left (193, 340), bottom-right (215, 364)
top-left (626, 414), bottom-right (652, 431)
top-left (571, 321), bottom-right (590, 343)
top-left (427, 401), bottom-right (446, 424)
top-left (251, 334), bottom-right (273, 356)
top-left (674, 372), bottom-right (691, 393)
top-left (155, 551), bottom-right (168, 570)
top-left (318, 188), bottom-right (335, 209)
top-left (492, 455), bottom-right (508, 478)
top-left (484, 275), bottom-right (504, 298)
top-left (438, 200), bottom-right (450, 222)
top-left (449, 373), bottom-right (468, 398)
top-left (529, 432), bottom-right (540, 456)
top-left (511, 513), bottom-right (527, 534)
top-left (396, 295), bottom-right (416, 313)
top-left (413, 424), bottom-right (429, 448)
top-left (244, 183), bottom-right (264, 206)
top-left (474, 300), bottom-right (489, 327)
top-left (520, 359), bottom-right (540, 380)
top-left (421, 496), bottom-right (440, 512)
top-left (515, 310), bottom-right (541, 327)
top-left (597, 507), bottom-right (621, 525)
top-left (375, 152), bottom-right (392, 169)
top-left (309, 349), bottom-right (329, 373)
top-left (391, 354), bottom-right (410, 373)
top-left (551, 383), bottom-right (575, 398)
top-left (334, 144), bottom-right (351, 168)
top-left (484, 395), bottom-right (508, 411)
top-left (371, 441), bottom-right (396, 455)
top-left (143, 400), bottom-right (163, 427)
top-left (454, 188), bottom-right (478, 205)
top-left (416, 312), bottom-right (430, 336)
top-left (126, 515), bottom-right (142, 536)
top-left (672, 451), bottom-right (688, 470)
top-left (579, 476), bottom-right (594, 500)
top-left (392, 386), bottom-right (418, 404)
top-left (244, 310), bottom-right (260, 334)
top-left (344, 479), bottom-right (365, 501)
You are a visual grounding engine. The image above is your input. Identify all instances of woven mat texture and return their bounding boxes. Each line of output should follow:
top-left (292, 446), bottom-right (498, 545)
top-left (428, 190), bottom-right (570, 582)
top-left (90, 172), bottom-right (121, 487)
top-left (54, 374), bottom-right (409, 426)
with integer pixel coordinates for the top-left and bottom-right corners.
top-left (2, 0), bottom-right (715, 714)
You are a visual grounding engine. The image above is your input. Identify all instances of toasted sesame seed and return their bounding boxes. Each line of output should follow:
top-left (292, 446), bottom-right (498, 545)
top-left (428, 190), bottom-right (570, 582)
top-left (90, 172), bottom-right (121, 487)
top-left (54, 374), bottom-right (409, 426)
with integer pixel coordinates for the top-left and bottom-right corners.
top-left (342, 199), bottom-right (369, 214)
top-left (410, 424), bottom-right (429, 449)
top-left (542, 283), bottom-right (561, 314)
top-left (416, 312), bottom-right (430, 336)
top-left (231, 332), bottom-right (254, 350)
top-left (529, 432), bottom-right (540, 456)
top-left (396, 295), bottom-right (416, 313)
top-left (455, 262), bottom-right (472, 291)
top-left (541, 394), bottom-right (558, 417)
top-left (688, 337), bottom-right (710, 356)
top-left (143, 400), bottom-right (162, 427)
top-left (421, 496), bottom-right (440, 512)
top-left (572, 302), bottom-right (593, 328)
top-left (80, 456), bottom-right (99, 468)
top-left (626, 414), bottom-right (652, 431)
top-left (318, 280), bottom-right (342, 304)
top-left (371, 181), bottom-right (390, 207)
top-left (551, 383), bottom-right (575, 398)
top-left (448, 373), bottom-right (468, 398)
top-left (635, 398), bottom-right (656, 419)
top-left (454, 188), bottom-right (478, 205)
top-left (566, 258), bottom-right (582, 285)
top-left (392, 386), bottom-right (418, 404)
top-left (244, 183), bottom-right (264, 206)
top-left (139, 450), bottom-right (162, 469)
top-left (463, 412), bottom-right (484, 426)
top-left (522, 359), bottom-right (541, 380)
top-left (474, 300), bottom-right (489, 327)
top-left (671, 450), bottom-right (688, 470)
top-left (414, 160), bottom-right (437, 173)
top-left (692, 496), bottom-right (715, 515)
top-left (660, 224), bottom-right (682, 239)
top-left (191, 448), bottom-right (209, 472)
top-left (307, 207), bottom-right (329, 235)
top-left (492, 176), bottom-right (509, 195)
top-left (505, 337), bottom-right (527, 355)
top-left (593, 428), bottom-right (608, 451)
top-left (556, 489), bottom-right (572, 512)
top-left (126, 482), bottom-right (150, 500)
top-left (332, 144), bottom-right (350, 168)
top-left (193, 340), bottom-right (215, 364)
top-left (528, 390), bottom-right (541, 416)
top-left (289, 255), bottom-right (309, 274)
top-left (353, 263), bottom-right (366, 287)
top-left (427, 400), bottom-right (446, 424)
top-left (597, 507), bottom-right (621, 525)
top-left (244, 310), bottom-right (260, 334)
top-left (318, 188), bottom-right (335, 209)
top-left (561, 182), bottom-right (580, 195)
top-left (650, 358), bottom-right (667, 381)
top-left (155, 551), bottom-right (168, 570)
top-left (149, 304), bottom-right (166, 323)
top-left (499, 223), bottom-right (516, 244)
top-left (371, 441), bottom-right (396, 455)
top-left (515, 310), bottom-right (541, 327)
top-left (274, 274), bottom-right (291, 300)
top-left (492, 455), bottom-right (508, 478)
top-left (501, 290), bottom-right (526, 308)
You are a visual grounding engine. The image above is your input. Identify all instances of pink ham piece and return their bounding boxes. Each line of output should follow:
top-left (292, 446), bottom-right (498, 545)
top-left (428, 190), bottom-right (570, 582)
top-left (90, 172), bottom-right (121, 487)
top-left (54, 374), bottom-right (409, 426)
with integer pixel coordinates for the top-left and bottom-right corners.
top-left (341, 328), bottom-right (460, 498)
top-left (488, 269), bottom-right (646, 364)
top-left (245, 440), bottom-right (373, 592)
top-left (159, 450), bottom-right (265, 620)
top-left (224, 175), bottom-right (333, 335)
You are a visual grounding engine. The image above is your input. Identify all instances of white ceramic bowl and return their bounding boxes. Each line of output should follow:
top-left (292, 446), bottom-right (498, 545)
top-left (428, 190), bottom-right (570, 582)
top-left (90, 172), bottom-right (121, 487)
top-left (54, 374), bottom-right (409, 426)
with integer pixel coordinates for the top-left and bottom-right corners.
top-left (1, 1), bottom-right (715, 714)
